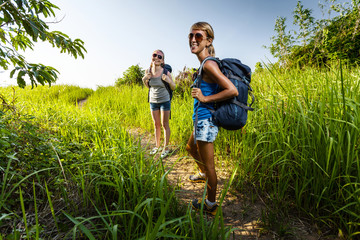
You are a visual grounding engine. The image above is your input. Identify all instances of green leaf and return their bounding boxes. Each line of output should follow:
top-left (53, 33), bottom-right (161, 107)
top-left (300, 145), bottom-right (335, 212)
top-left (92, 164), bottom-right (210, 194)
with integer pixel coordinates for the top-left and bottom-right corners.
top-left (10, 69), bottom-right (16, 78)
top-left (1, 0), bottom-right (86, 88)
top-left (62, 212), bottom-right (97, 240)
top-left (0, 139), bottom-right (10, 148)
top-left (15, 0), bottom-right (23, 9)
top-left (16, 71), bottom-right (26, 88)
top-left (29, 20), bottom-right (39, 41)
top-left (22, 19), bottom-right (34, 36)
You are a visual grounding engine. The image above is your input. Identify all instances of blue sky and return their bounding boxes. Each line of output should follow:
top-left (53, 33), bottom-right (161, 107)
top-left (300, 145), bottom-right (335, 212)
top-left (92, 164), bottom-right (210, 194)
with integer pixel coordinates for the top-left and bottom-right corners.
top-left (0, 0), bottom-right (348, 89)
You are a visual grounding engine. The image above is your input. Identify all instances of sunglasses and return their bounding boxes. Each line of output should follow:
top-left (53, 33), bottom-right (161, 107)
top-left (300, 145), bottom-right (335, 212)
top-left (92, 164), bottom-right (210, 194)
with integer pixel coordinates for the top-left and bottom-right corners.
top-left (152, 53), bottom-right (163, 60)
top-left (188, 32), bottom-right (205, 42)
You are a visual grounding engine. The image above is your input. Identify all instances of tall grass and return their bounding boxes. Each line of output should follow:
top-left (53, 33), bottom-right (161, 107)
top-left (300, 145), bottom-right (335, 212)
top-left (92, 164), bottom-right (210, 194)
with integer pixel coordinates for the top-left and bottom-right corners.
top-left (81, 66), bottom-right (360, 237)
top-left (83, 85), bottom-right (194, 150)
top-left (226, 65), bottom-right (360, 237)
top-left (1, 62), bottom-right (359, 238)
top-left (0, 85), bottom-right (231, 239)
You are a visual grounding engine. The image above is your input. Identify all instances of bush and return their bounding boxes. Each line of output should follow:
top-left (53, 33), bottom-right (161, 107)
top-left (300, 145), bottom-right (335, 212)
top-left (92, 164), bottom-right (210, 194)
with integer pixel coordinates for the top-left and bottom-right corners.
top-left (115, 64), bottom-right (145, 86)
top-left (173, 66), bottom-right (196, 97)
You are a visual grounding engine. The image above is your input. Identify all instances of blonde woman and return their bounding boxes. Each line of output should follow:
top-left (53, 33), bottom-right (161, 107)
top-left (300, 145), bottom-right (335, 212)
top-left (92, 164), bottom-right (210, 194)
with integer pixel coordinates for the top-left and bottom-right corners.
top-left (142, 50), bottom-right (176, 158)
top-left (186, 22), bottom-right (238, 215)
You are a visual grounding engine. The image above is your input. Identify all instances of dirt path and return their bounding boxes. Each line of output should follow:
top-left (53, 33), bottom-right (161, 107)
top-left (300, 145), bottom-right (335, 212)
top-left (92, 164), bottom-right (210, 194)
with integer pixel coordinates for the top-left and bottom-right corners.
top-left (127, 128), bottom-right (323, 240)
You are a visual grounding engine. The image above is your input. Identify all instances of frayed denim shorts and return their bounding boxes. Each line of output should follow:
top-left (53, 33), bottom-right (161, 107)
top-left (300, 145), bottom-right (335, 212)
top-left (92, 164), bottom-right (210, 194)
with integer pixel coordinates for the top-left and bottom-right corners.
top-left (194, 118), bottom-right (219, 143)
top-left (150, 101), bottom-right (171, 111)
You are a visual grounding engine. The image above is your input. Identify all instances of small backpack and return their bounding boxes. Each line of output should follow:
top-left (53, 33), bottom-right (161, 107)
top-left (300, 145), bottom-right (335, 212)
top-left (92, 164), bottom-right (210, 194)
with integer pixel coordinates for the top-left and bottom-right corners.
top-left (195, 57), bottom-right (255, 130)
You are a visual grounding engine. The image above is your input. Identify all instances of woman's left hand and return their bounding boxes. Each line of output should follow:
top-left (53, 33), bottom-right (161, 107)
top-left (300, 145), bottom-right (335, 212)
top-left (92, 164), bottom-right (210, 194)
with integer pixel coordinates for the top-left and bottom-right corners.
top-left (162, 72), bottom-right (176, 91)
top-left (191, 87), bottom-right (206, 102)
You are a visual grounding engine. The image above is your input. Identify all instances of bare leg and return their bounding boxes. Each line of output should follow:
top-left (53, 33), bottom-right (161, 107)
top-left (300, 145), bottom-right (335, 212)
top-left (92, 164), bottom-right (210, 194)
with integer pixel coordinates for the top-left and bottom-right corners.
top-left (161, 110), bottom-right (170, 149)
top-left (186, 132), bottom-right (206, 173)
top-left (197, 140), bottom-right (217, 202)
top-left (151, 110), bottom-right (161, 148)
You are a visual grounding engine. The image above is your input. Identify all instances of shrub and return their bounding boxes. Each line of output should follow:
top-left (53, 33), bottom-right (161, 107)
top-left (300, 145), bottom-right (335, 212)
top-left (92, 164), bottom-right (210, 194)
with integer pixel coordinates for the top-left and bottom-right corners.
top-left (115, 64), bottom-right (145, 86)
top-left (173, 66), bottom-right (196, 97)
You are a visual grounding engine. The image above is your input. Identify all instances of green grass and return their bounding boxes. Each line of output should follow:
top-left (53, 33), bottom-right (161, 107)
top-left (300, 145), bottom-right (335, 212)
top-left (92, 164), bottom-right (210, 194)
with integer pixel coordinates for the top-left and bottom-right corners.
top-left (1, 63), bottom-right (359, 238)
top-left (0, 85), bottom-right (231, 239)
top-left (233, 65), bottom-right (360, 237)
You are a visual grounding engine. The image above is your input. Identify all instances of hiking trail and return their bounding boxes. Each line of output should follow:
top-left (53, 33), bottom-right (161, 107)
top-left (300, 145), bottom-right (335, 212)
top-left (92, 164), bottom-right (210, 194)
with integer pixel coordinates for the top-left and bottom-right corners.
top-left (127, 128), bottom-right (321, 240)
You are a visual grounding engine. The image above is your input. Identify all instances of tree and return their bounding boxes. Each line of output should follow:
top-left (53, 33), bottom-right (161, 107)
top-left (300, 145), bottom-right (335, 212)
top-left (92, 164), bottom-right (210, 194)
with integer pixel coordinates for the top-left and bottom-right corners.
top-left (293, 1), bottom-right (315, 46)
top-left (254, 62), bottom-right (264, 73)
top-left (268, 16), bottom-right (294, 66)
top-left (268, 0), bottom-right (360, 68)
top-left (115, 64), bottom-right (144, 86)
top-left (0, 0), bottom-right (86, 88)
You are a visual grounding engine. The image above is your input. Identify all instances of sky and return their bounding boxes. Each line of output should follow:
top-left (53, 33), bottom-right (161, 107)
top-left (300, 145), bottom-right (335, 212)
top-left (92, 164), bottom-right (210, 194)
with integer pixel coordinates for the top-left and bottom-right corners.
top-left (0, 0), bottom-right (348, 89)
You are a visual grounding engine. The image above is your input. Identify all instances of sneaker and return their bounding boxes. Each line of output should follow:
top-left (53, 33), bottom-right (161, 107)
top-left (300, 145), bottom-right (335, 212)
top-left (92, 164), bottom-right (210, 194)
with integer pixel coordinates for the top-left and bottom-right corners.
top-left (189, 172), bottom-right (206, 183)
top-left (191, 199), bottom-right (218, 216)
top-left (160, 149), bottom-right (171, 158)
top-left (149, 147), bottom-right (159, 155)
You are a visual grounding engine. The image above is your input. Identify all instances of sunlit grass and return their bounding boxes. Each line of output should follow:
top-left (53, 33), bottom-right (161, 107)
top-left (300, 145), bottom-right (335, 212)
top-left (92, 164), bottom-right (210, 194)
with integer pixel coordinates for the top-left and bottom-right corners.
top-left (1, 63), bottom-right (359, 238)
top-left (0, 85), bottom-right (231, 239)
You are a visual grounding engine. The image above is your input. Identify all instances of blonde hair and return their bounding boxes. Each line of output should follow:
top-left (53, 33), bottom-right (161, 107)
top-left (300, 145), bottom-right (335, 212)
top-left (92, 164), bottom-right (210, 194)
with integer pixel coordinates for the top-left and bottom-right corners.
top-left (190, 22), bottom-right (215, 57)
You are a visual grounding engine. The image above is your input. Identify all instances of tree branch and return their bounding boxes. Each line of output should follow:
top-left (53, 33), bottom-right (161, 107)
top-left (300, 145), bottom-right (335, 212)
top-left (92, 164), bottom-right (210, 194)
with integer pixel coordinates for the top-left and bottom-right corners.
top-left (0, 1), bottom-right (10, 9)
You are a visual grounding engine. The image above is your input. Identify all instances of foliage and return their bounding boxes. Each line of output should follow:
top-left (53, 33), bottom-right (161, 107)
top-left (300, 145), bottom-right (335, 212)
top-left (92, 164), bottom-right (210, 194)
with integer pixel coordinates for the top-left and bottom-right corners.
top-left (254, 62), bottom-right (264, 73)
top-left (268, 0), bottom-right (360, 68)
top-left (173, 66), bottom-right (197, 96)
top-left (0, 0), bottom-right (86, 88)
top-left (267, 16), bottom-right (294, 66)
top-left (292, 1), bottom-right (315, 46)
top-left (115, 64), bottom-right (145, 86)
top-left (232, 64), bottom-right (360, 238)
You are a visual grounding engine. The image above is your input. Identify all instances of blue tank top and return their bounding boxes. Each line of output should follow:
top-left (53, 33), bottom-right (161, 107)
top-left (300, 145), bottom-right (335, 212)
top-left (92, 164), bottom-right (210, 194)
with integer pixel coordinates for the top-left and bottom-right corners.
top-left (192, 75), bottom-right (218, 121)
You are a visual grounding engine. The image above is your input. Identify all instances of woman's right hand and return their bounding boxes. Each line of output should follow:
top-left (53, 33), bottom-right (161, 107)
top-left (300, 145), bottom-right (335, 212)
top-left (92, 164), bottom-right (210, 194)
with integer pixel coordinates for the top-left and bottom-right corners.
top-left (145, 69), bottom-right (152, 80)
top-left (191, 87), bottom-right (206, 102)
top-left (143, 69), bottom-right (152, 88)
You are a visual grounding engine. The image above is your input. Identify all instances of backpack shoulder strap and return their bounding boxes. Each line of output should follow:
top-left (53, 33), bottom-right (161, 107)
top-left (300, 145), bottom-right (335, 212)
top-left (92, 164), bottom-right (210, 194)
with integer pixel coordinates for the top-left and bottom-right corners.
top-left (198, 57), bottom-right (220, 77)
top-left (161, 67), bottom-right (171, 94)
top-left (161, 67), bottom-right (172, 119)
top-left (193, 57), bottom-right (220, 144)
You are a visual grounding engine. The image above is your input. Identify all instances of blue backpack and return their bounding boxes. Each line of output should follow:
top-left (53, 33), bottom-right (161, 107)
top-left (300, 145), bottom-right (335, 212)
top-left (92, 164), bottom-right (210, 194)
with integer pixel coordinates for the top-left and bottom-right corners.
top-left (195, 57), bottom-right (254, 130)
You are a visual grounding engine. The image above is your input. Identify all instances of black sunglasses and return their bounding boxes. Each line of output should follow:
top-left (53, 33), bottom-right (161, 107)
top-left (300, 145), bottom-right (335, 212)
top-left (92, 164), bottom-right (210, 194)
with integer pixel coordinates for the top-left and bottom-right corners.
top-left (188, 32), bottom-right (204, 42)
top-left (152, 53), bottom-right (163, 60)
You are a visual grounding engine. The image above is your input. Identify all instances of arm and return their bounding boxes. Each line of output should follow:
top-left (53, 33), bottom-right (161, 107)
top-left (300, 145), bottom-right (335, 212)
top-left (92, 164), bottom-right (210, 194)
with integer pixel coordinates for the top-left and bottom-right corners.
top-left (162, 72), bottom-right (176, 90)
top-left (191, 60), bottom-right (238, 103)
top-left (142, 69), bottom-right (152, 88)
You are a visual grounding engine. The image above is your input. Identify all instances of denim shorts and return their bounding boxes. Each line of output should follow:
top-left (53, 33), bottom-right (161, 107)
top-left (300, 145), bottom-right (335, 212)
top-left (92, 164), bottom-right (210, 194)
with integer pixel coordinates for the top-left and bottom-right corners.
top-left (194, 118), bottom-right (219, 143)
top-left (150, 101), bottom-right (171, 111)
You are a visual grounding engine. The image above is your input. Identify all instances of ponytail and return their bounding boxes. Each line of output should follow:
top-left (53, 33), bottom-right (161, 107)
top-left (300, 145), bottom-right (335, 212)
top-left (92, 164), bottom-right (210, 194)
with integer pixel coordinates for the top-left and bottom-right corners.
top-left (207, 44), bottom-right (215, 57)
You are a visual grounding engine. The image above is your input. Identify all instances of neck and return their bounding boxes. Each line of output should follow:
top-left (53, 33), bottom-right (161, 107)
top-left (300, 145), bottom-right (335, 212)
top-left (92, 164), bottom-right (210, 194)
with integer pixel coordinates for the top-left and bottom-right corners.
top-left (197, 50), bottom-right (211, 63)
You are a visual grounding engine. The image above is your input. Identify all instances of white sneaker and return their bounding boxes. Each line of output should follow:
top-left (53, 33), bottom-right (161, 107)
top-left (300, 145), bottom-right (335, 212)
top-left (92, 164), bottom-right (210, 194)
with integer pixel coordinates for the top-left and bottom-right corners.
top-left (160, 149), bottom-right (171, 158)
top-left (150, 147), bottom-right (159, 155)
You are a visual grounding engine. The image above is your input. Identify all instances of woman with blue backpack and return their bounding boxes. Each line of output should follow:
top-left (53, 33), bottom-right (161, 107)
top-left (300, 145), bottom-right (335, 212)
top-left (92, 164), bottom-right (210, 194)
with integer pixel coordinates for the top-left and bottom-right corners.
top-left (142, 49), bottom-right (176, 159)
top-left (186, 22), bottom-right (238, 215)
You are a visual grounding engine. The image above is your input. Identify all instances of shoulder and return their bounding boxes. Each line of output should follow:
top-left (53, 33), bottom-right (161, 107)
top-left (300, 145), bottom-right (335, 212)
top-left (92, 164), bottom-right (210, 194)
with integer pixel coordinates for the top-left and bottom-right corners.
top-left (203, 59), bottom-right (220, 75)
